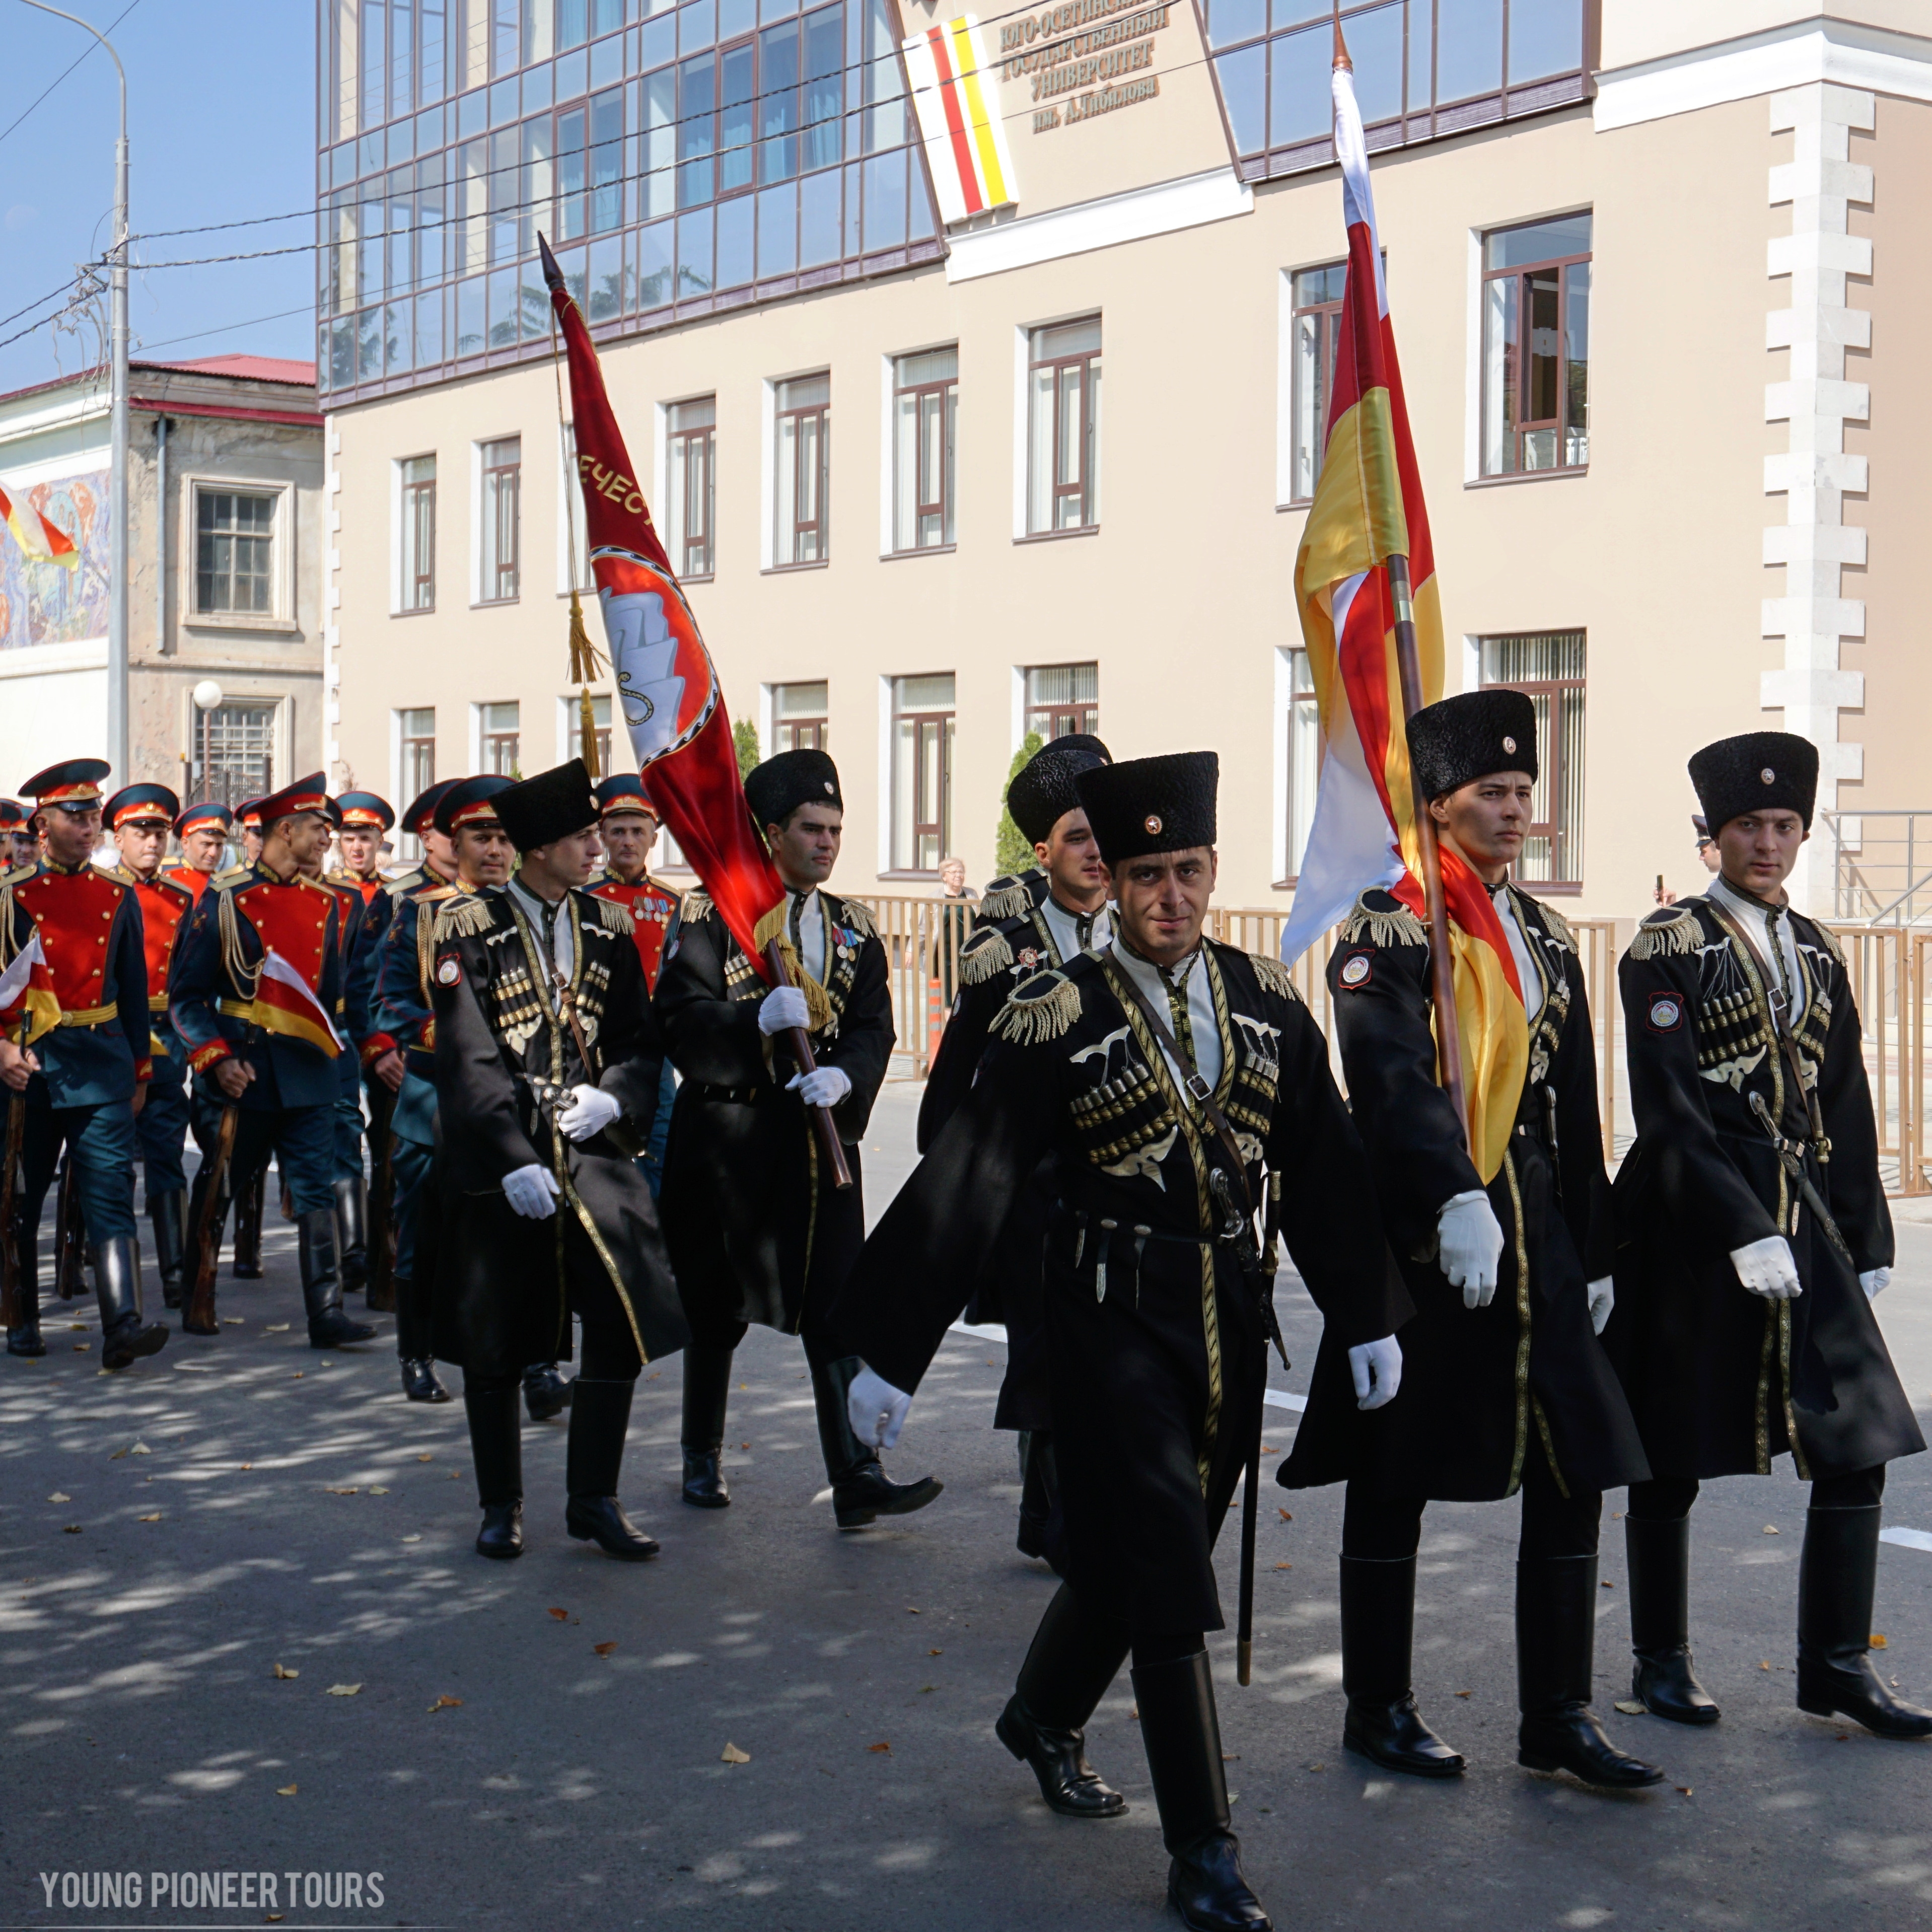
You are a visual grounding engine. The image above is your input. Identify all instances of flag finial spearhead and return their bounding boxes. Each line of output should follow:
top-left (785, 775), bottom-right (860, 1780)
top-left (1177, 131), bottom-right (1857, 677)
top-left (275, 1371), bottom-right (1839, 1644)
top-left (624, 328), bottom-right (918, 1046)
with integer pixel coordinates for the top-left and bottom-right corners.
top-left (538, 232), bottom-right (564, 292)
top-left (1332, 17), bottom-right (1352, 70)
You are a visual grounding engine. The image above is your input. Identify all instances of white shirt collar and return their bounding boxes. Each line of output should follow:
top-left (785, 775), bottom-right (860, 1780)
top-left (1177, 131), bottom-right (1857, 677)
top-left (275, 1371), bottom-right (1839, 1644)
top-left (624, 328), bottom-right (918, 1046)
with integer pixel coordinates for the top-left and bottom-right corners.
top-left (508, 875), bottom-right (574, 979)
top-left (1039, 894), bottom-right (1111, 966)
top-left (1490, 883), bottom-right (1545, 1025)
top-left (1112, 941), bottom-right (1223, 1097)
top-left (1709, 874), bottom-right (1803, 1009)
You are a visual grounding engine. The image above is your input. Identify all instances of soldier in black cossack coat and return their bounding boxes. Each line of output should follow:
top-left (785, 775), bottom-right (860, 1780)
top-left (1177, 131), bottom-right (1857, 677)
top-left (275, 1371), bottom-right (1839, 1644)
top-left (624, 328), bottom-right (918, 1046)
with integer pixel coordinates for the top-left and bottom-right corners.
top-left (834, 753), bottom-right (1405, 1932)
top-left (1608, 732), bottom-right (1927, 1740)
top-left (425, 760), bottom-right (687, 1563)
top-left (1281, 690), bottom-right (1660, 1794)
top-left (656, 748), bottom-right (936, 1529)
top-left (919, 736), bottom-right (1113, 1563)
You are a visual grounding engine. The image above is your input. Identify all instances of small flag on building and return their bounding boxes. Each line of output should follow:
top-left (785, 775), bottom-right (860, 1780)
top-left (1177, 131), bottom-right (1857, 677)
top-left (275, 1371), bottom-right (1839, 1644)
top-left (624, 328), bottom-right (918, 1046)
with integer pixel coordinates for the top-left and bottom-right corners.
top-left (903, 15), bottom-right (1015, 224)
top-left (0, 479), bottom-right (78, 569)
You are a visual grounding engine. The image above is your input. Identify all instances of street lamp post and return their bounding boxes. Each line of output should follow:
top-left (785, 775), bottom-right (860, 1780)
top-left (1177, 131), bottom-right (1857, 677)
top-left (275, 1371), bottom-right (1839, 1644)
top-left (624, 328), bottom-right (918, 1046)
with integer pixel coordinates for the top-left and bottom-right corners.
top-left (192, 679), bottom-right (223, 805)
top-left (23, 1), bottom-right (129, 786)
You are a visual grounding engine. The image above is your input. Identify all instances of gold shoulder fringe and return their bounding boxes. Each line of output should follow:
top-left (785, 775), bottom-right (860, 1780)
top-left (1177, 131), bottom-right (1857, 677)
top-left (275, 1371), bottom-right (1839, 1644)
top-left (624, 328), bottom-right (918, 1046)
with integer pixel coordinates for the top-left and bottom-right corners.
top-left (1626, 907), bottom-right (1701, 961)
top-left (837, 895), bottom-right (878, 941)
top-left (595, 895), bottom-right (634, 936)
top-left (993, 970), bottom-right (1081, 1046)
top-left (978, 876), bottom-right (1036, 922)
top-left (959, 928), bottom-right (1014, 985)
top-left (681, 889), bottom-right (714, 922)
top-left (1809, 919), bottom-right (1845, 966)
top-left (1527, 898), bottom-right (1577, 953)
top-left (210, 866), bottom-right (251, 889)
top-left (1338, 896), bottom-right (1428, 948)
top-left (0, 863), bottom-right (32, 890)
top-left (433, 894), bottom-right (495, 942)
top-left (1248, 952), bottom-right (1303, 1003)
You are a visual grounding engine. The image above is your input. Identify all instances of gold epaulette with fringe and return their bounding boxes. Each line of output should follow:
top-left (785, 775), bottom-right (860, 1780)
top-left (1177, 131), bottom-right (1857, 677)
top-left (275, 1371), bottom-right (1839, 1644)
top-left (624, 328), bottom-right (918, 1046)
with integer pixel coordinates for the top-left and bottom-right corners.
top-left (594, 894), bottom-right (634, 935)
top-left (433, 893), bottom-right (496, 942)
top-left (959, 925), bottom-right (1015, 986)
top-left (681, 889), bottom-right (714, 922)
top-left (1528, 899), bottom-right (1577, 953)
top-left (979, 873), bottom-right (1038, 922)
top-left (1626, 905), bottom-right (1701, 962)
top-left (1248, 952), bottom-right (1303, 1003)
top-left (209, 866), bottom-right (251, 890)
top-left (1801, 916), bottom-right (1846, 967)
top-left (836, 894), bottom-right (878, 941)
top-left (993, 967), bottom-right (1082, 1046)
top-left (0, 862), bottom-right (32, 890)
top-left (1337, 895), bottom-right (1428, 948)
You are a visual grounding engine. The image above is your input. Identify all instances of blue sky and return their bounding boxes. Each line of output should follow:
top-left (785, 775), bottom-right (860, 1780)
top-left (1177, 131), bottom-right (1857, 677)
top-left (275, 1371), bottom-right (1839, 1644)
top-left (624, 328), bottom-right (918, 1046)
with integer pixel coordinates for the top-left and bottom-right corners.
top-left (1, 0), bottom-right (317, 395)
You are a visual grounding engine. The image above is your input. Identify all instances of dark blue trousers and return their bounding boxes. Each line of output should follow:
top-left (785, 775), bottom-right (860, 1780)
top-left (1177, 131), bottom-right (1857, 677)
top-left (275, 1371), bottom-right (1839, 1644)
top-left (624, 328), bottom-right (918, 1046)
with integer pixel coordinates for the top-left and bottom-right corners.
top-left (19, 1079), bottom-right (137, 1243)
top-left (134, 1050), bottom-right (190, 1198)
top-left (390, 1135), bottom-right (435, 1280)
top-left (187, 1086), bottom-right (335, 1220)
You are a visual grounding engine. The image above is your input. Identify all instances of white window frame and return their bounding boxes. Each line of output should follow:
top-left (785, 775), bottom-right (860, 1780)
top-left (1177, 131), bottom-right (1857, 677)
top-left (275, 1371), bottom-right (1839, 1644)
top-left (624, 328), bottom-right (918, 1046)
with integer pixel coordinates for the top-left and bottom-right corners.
top-left (391, 453), bottom-right (438, 615)
top-left (181, 474), bottom-right (297, 633)
top-left (555, 422), bottom-right (589, 598)
top-left (471, 433), bottom-right (523, 606)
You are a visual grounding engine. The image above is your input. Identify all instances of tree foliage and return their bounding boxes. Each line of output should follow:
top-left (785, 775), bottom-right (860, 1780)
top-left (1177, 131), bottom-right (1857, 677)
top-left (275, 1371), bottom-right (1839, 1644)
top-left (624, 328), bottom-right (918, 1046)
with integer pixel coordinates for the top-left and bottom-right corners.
top-left (993, 731), bottom-right (1045, 877)
top-left (733, 718), bottom-right (762, 780)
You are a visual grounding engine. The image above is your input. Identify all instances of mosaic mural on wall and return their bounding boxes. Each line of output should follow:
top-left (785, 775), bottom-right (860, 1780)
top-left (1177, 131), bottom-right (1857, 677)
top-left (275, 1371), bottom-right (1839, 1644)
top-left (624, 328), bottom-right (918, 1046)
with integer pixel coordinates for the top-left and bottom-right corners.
top-left (0, 469), bottom-right (109, 650)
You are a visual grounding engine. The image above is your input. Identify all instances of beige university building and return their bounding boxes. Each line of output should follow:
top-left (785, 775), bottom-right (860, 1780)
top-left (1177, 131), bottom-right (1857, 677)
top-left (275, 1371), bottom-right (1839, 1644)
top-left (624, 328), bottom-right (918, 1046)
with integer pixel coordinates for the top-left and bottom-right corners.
top-left (321, 0), bottom-right (1930, 924)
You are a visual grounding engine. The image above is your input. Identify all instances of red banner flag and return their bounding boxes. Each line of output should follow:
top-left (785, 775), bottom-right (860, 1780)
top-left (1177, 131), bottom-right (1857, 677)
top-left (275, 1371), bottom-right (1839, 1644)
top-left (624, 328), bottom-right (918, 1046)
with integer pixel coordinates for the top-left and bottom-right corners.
top-left (539, 235), bottom-right (786, 979)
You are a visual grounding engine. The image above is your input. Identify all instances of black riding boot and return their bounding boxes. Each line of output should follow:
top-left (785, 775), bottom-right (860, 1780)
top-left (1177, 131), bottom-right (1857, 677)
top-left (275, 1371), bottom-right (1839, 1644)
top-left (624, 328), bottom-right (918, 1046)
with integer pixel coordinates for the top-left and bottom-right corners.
top-left (1016, 1430), bottom-right (1059, 1560)
top-left (1340, 1554), bottom-right (1466, 1775)
top-left (465, 1383), bottom-right (524, 1558)
top-left (1132, 1650), bottom-right (1271, 1932)
top-left (1516, 1556), bottom-right (1664, 1787)
top-left (298, 1209), bottom-right (377, 1348)
top-left (524, 1362), bottom-right (574, 1420)
top-left (6, 1227), bottom-right (44, 1356)
top-left (392, 1269), bottom-right (448, 1400)
top-left (149, 1189), bottom-right (186, 1311)
top-left (96, 1236), bottom-right (167, 1370)
top-left (333, 1175), bottom-right (369, 1294)
top-left (232, 1168), bottom-right (265, 1278)
top-left (565, 1379), bottom-right (659, 1559)
top-left (1796, 1502), bottom-right (1932, 1739)
top-left (1626, 1513), bottom-right (1719, 1724)
top-left (810, 1352), bottom-right (943, 1529)
top-left (996, 1584), bottom-right (1130, 1817)
top-left (680, 1342), bottom-right (734, 1508)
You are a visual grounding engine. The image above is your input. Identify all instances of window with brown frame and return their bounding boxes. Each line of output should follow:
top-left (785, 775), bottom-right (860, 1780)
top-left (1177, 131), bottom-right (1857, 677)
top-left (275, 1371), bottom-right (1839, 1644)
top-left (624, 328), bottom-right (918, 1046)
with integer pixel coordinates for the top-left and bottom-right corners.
top-left (666, 397), bottom-right (715, 580)
top-left (773, 680), bottom-right (828, 752)
top-left (1478, 629), bottom-right (1585, 891)
top-left (891, 673), bottom-right (954, 874)
top-left (574, 694), bottom-right (613, 775)
top-left (1289, 262), bottom-right (1344, 504)
top-left (1481, 213), bottom-right (1591, 478)
top-left (892, 347), bottom-right (957, 552)
top-left (1023, 663), bottom-right (1098, 742)
top-left (400, 455), bottom-right (437, 611)
top-left (481, 700), bottom-right (521, 777)
top-left (398, 707), bottom-right (435, 856)
top-left (479, 435), bottom-right (521, 601)
top-left (774, 373), bottom-right (829, 566)
top-left (1026, 318), bottom-right (1100, 535)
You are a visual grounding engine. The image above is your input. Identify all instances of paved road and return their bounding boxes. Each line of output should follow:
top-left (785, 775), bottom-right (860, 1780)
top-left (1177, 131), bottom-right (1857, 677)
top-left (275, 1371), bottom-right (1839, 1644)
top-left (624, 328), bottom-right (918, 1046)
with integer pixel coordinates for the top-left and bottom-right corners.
top-left (3, 1084), bottom-right (1930, 1929)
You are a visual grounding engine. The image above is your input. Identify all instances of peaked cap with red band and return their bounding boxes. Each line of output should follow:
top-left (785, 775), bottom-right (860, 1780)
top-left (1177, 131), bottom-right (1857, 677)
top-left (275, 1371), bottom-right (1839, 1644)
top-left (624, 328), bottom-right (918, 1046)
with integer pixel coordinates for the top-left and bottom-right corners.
top-left (104, 782), bottom-right (182, 830)
top-left (595, 772), bottom-right (658, 819)
top-left (402, 777), bottom-right (460, 838)
top-left (333, 790), bottom-right (395, 831)
top-left (21, 757), bottom-right (110, 809)
top-left (254, 773), bottom-right (333, 829)
top-left (175, 800), bottom-right (234, 837)
top-left (434, 773), bottom-right (514, 837)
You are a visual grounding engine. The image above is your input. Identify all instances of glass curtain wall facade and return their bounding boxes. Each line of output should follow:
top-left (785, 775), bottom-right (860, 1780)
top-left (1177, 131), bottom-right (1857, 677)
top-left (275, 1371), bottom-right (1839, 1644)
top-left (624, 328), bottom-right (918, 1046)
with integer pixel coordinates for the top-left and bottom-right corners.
top-left (319, 0), bottom-right (942, 401)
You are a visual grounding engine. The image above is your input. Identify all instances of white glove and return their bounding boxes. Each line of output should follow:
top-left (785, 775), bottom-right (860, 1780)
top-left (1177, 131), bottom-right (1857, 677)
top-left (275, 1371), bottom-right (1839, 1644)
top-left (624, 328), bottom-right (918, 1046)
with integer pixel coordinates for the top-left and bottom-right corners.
top-left (1861, 1268), bottom-right (1890, 1301)
top-left (1731, 1234), bottom-right (1802, 1300)
top-left (787, 1065), bottom-right (852, 1109)
top-left (1437, 1190), bottom-right (1505, 1309)
top-left (1587, 1276), bottom-right (1615, 1335)
top-left (502, 1162), bottom-right (561, 1220)
top-left (758, 984), bottom-right (811, 1037)
top-left (557, 1083), bottom-right (622, 1142)
top-left (1347, 1335), bottom-right (1402, 1411)
top-left (847, 1364), bottom-right (912, 1450)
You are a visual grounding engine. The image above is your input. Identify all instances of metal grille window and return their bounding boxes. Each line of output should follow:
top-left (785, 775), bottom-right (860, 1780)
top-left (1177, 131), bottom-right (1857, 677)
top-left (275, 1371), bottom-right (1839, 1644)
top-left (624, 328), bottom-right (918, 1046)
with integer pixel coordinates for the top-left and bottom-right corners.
top-left (774, 373), bottom-right (829, 566)
top-left (666, 396), bottom-right (716, 579)
top-left (891, 673), bottom-right (954, 874)
top-left (401, 454), bottom-right (437, 611)
top-left (194, 491), bottom-right (276, 615)
top-left (1481, 213), bottom-right (1591, 477)
top-left (479, 435), bottom-right (521, 601)
top-left (1023, 664), bottom-right (1098, 742)
top-left (1478, 629), bottom-right (1585, 890)
top-left (191, 702), bottom-right (275, 811)
top-left (1282, 647), bottom-right (1319, 883)
top-left (774, 680), bottom-right (829, 752)
top-left (1027, 318), bottom-right (1100, 535)
top-left (892, 347), bottom-right (957, 552)
top-left (1289, 262), bottom-right (1345, 504)
top-left (481, 700), bottom-right (521, 775)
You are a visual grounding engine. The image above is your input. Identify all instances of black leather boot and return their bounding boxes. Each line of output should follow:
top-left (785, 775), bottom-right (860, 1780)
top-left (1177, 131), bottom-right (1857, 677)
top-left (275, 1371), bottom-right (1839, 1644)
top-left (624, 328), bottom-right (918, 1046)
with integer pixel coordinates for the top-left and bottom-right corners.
top-left (298, 1209), bottom-right (377, 1348)
top-left (995, 1584), bottom-right (1130, 1817)
top-left (96, 1236), bottom-right (167, 1370)
top-left (401, 1355), bottom-right (451, 1402)
top-left (1796, 1502), bottom-right (1932, 1739)
top-left (1516, 1556), bottom-right (1665, 1787)
top-left (232, 1168), bottom-right (265, 1279)
top-left (1627, 1513), bottom-right (1720, 1724)
top-left (1133, 1650), bottom-right (1271, 1932)
top-left (391, 1270), bottom-right (447, 1398)
top-left (149, 1189), bottom-right (186, 1311)
top-left (6, 1226), bottom-right (44, 1357)
top-left (1340, 1554), bottom-right (1466, 1775)
top-left (680, 1342), bottom-right (734, 1508)
top-left (811, 1352), bottom-right (943, 1529)
top-left (1017, 1430), bottom-right (1059, 1560)
top-left (465, 1383), bottom-right (524, 1559)
top-left (524, 1362), bottom-right (574, 1421)
top-left (564, 1379), bottom-right (659, 1559)
top-left (53, 1163), bottom-right (86, 1300)
top-left (333, 1175), bottom-right (369, 1294)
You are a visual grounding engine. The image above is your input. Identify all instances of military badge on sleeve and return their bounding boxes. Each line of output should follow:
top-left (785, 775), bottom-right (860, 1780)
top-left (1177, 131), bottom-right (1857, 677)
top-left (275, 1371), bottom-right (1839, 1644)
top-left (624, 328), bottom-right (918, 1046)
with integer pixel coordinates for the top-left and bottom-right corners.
top-left (1647, 993), bottom-right (1682, 1032)
top-left (436, 954), bottom-right (462, 986)
top-left (1338, 952), bottom-right (1373, 989)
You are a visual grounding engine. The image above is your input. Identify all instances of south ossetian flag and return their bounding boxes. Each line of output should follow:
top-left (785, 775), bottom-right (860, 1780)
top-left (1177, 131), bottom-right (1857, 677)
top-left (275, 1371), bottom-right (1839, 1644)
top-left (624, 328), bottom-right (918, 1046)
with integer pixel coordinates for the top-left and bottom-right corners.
top-left (0, 478), bottom-right (78, 570)
top-left (902, 15), bottom-right (1015, 224)
top-left (1281, 45), bottom-right (1527, 1183)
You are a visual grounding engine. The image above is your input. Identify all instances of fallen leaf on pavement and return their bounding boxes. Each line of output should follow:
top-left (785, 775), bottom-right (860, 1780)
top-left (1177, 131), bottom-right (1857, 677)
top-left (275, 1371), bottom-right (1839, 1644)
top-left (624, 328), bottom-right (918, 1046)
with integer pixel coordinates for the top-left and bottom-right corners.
top-left (291, 1373), bottom-right (303, 1380)
top-left (69, 1322), bottom-right (87, 1331)
top-left (401, 1534), bottom-right (422, 1544)
top-left (594, 1642), bottom-right (617, 1657)
top-left (1760, 1661), bottom-right (1772, 1670)
top-left (48, 1492), bottom-right (68, 1503)
top-left (130, 1443), bottom-right (151, 1455)
top-left (1763, 1525), bottom-right (1780, 1535)
top-left (239, 1463), bottom-right (253, 1471)
top-left (1453, 1691), bottom-right (1472, 1699)
top-left (1872, 1633), bottom-right (1889, 1649)
top-left (867, 1742), bottom-right (891, 1754)
top-left (276, 1785), bottom-right (298, 1797)
top-left (1601, 1580), bottom-right (1615, 1589)
top-left (110, 1448), bottom-right (127, 1460)
top-left (1278, 1509), bottom-right (1292, 1522)
top-left (73, 1343), bottom-right (89, 1352)
top-left (1613, 1700), bottom-right (1647, 1715)
top-left (325, 1487), bottom-right (359, 1496)
top-left (273, 1664), bottom-right (299, 1680)
top-left (720, 1743), bottom-right (750, 1764)
top-left (907, 1607), bottom-right (920, 1614)
top-left (223, 1316), bottom-right (243, 1325)
top-left (427, 1695), bottom-right (462, 1711)
top-left (369, 1486), bottom-right (390, 1495)
top-left (920, 1685), bottom-right (936, 1693)
top-left (1273, 1562), bottom-right (1291, 1571)
top-left (548, 1608), bottom-right (569, 1621)
top-left (416, 1453), bottom-right (433, 1462)
top-left (327, 1684), bottom-right (362, 1697)
top-left (137, 1513), bottom-right (162, 1523)
top-left (265, 1324), bottom-right (290, 1334)
top-left (1676, 1785), bottom-right (1693, 1796)
top-left (927, 1649), bottom-right (942, 1657)
top-left (62, 1525), bottom-right (81, 1535)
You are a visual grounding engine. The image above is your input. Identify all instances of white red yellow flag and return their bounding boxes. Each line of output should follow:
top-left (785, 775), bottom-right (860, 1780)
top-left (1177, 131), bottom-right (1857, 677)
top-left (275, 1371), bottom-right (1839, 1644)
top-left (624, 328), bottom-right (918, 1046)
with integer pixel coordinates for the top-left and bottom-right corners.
top-left (0, 479), bottom-right (78, 569)
top-left (903, 15), bottom-right (1015, 224)
top-left (0, 932), bottom-right (59, 1045)
top-left (255, 949), bottom-right (343, 1058)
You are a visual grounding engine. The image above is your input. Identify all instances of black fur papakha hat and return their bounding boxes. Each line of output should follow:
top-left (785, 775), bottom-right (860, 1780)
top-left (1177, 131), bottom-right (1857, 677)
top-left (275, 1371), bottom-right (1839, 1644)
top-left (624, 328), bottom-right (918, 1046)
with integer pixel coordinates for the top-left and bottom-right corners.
top-left (493, 759), bottom-right (598, 852)
top-left (1075, 752), bottom-right (1218, 867)
top-left (1006, 741), bottom-right (1111, 847)
top-left (1406, 690), bottom-right (1538, 802)
top-left (1688, 732), bottom-right (1818, 834)
top-left (745, 748), bottom-right (841, 832)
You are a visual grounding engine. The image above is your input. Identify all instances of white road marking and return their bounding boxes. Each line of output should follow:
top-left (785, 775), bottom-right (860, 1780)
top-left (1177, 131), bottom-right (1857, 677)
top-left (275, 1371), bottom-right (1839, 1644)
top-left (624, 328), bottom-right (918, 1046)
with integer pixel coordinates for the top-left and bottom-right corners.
top-left (1263, 1390), bottom-right (1307, 1413)
top-left (1880, 1527), bottom-right (1932, 1553)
